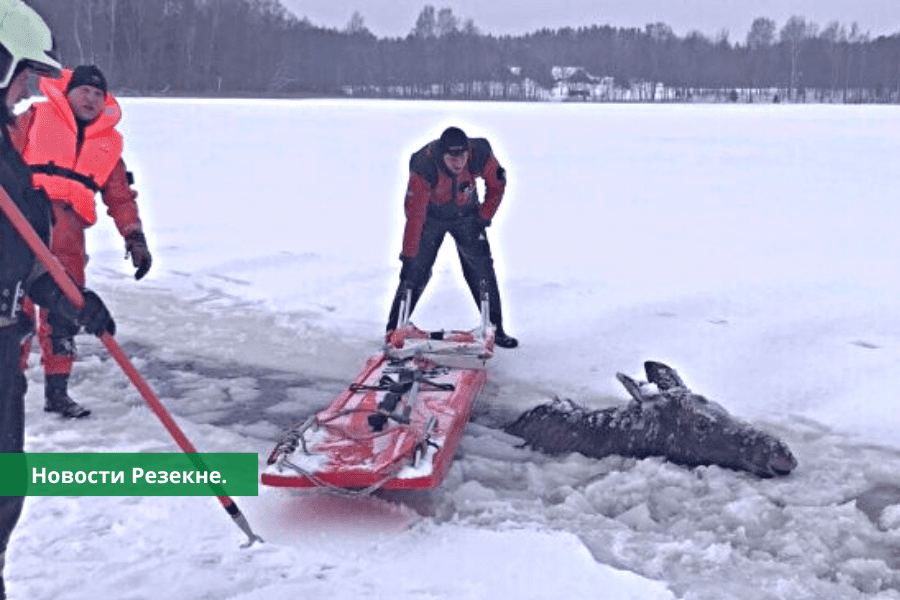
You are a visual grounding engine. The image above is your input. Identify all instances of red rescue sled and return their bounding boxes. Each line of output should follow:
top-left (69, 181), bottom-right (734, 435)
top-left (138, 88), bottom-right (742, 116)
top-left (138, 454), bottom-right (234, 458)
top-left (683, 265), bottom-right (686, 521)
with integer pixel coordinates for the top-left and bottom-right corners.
top-left (262, 295), bottom-right (494, 492)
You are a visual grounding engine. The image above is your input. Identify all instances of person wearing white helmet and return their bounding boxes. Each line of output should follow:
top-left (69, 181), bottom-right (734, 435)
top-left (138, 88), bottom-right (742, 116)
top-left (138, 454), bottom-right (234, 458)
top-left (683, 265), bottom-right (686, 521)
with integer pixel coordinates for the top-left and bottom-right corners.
top-left (0, 3), bottom-right (115, 598)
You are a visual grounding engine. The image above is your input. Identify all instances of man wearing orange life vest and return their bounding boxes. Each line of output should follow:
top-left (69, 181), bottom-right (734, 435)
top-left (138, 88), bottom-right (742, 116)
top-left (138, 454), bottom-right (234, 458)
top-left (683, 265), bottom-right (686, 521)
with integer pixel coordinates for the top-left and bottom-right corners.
top-left (13, 65), bottom-right (151, 418)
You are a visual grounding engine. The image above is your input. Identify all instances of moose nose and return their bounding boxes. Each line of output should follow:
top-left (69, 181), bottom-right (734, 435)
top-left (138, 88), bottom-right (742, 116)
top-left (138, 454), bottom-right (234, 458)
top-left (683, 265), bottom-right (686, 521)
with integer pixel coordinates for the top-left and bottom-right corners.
top-left (768, 450), bottom-right (797, 476)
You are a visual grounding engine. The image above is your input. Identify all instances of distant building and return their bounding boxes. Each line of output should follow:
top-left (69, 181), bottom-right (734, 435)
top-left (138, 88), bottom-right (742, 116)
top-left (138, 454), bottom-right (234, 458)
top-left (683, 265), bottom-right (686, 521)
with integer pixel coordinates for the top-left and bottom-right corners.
top-left (550, 66), bottom-right (619, 101)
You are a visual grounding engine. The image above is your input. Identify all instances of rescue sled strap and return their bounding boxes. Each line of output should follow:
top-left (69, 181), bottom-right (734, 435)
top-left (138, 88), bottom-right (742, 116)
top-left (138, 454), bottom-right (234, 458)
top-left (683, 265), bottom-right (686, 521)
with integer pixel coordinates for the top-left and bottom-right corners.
top-left (347, 378), bottom-right (455, 394)
top-left (347, 365), bottom-right (456, 394)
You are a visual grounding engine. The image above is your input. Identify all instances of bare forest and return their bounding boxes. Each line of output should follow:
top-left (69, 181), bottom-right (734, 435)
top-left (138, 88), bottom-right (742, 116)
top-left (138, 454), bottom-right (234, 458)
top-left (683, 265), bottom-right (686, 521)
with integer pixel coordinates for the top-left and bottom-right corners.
top-left (28, 0), bottom-right (900, 102)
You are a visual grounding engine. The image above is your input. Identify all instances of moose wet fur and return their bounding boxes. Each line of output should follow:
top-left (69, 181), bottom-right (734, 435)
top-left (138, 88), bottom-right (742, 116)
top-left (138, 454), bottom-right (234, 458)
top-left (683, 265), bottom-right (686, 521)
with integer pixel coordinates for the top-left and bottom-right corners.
top-left (505, 361), bottom-right (797, 478)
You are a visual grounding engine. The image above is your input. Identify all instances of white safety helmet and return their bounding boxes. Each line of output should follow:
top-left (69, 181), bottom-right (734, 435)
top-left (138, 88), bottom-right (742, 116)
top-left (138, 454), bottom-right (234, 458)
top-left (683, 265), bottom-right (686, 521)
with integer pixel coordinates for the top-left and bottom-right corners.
top-left (0, 0), bottom-right (60, 88)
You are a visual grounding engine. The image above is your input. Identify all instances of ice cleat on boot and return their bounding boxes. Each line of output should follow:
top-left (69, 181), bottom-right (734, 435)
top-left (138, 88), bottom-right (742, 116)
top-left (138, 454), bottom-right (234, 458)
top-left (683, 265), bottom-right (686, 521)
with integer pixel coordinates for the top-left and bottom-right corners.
top-left (44, 375), bottom-right (91, 419)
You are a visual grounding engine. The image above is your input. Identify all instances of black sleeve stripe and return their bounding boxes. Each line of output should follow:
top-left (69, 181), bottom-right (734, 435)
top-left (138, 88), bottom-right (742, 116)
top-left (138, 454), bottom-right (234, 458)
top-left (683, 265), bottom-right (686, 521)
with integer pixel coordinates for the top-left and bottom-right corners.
top-left (468, 138), bottom-right (492, 175)
top-left (409, 144), bottom-right (439, 188)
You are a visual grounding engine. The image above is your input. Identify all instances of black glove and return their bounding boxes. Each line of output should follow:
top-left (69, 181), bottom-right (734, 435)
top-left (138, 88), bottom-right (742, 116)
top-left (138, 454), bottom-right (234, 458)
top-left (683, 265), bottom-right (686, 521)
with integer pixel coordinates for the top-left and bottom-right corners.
top-left (29, 274), bottom-right (115, 336)
top-left (125, 230), bottom-right (152, 280)
top-left (78, 290), bottom-right (115, 336)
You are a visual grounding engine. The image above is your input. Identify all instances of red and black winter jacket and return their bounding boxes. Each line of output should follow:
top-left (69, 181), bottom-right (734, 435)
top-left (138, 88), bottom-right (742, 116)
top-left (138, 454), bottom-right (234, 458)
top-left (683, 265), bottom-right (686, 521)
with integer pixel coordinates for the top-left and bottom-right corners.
top-left (401, 137), bottom-right (506, 258)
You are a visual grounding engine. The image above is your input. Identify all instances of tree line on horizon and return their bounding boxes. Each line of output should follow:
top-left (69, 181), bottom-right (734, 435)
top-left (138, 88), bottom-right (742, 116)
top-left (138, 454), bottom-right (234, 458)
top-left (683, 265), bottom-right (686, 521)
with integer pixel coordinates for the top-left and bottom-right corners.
top-left (25, 0), bottom-right (900, 102)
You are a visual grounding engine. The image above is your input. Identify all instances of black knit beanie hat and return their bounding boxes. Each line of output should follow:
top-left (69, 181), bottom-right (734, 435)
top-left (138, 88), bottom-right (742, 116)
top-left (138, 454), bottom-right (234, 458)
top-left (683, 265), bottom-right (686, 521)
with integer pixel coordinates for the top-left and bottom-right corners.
top-left (67, 65), bottom-right (107, 94)
top-left (439, 126), bottom-right (468, 156)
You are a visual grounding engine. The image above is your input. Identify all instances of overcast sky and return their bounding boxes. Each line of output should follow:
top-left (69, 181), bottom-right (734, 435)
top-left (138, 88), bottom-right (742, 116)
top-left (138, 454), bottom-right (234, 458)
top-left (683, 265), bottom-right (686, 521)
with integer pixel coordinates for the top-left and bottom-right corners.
top-left (280, 0), bottom-right (899, 40)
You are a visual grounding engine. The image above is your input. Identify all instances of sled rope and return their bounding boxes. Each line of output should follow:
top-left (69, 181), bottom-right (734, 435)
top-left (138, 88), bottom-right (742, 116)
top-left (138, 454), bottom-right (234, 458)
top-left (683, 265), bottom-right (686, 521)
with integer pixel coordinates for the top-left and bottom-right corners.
top-left (272, 405), bottom-right (439, 496)
top-left (280, 418), bottom-right (424, 496)
top-left (272, 406), bottom-right (426, 457)
top-left (279, 458), bottom-right (403, 497)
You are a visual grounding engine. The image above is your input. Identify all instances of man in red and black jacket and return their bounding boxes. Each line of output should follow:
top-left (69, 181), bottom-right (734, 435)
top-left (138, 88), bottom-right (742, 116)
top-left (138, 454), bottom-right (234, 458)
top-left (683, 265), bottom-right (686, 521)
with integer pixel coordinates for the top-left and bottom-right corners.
top-left (386, 126), bottom-right (517, 348)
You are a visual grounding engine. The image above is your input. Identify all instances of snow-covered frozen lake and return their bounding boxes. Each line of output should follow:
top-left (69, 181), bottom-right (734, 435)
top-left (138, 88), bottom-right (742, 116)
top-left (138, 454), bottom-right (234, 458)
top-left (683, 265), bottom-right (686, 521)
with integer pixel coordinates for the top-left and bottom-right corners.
top-left (8, 98), bottom-right (900, 599)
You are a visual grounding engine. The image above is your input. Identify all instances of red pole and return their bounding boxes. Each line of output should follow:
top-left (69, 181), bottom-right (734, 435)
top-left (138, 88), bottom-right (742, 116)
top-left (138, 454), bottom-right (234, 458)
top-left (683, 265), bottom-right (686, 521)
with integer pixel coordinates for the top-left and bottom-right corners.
top-left (0, 186), bottom-right (262, 547)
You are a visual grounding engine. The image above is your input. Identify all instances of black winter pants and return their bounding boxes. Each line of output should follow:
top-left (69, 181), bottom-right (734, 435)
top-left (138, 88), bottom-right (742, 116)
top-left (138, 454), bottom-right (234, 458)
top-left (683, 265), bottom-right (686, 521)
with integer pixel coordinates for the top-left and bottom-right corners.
top-left (387, 212), bottom-right (504, 332)
top-left (0, 329), bottom-right (26, 573)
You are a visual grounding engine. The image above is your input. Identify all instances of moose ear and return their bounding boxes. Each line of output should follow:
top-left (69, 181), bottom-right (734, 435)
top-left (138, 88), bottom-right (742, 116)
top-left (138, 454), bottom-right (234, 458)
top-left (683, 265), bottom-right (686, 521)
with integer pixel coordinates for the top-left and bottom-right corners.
top-left (616, 372), bottom-right (646, 403)
top-left (644, 361), bottom-right (686, 391)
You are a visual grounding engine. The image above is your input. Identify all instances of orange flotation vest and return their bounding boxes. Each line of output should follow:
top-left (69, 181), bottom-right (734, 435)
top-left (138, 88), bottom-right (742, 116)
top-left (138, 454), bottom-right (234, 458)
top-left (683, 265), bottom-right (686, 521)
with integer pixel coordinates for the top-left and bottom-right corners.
top-left (21, 69), bottom-right (123, 226)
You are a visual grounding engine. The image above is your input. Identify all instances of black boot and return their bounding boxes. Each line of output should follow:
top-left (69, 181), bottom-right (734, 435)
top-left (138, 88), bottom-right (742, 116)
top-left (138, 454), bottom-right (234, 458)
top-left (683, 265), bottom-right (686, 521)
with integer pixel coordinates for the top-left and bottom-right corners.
top-left (494, 327), bottom-right (518, 349)
top-left (44, 374), bottom-right (91, 419)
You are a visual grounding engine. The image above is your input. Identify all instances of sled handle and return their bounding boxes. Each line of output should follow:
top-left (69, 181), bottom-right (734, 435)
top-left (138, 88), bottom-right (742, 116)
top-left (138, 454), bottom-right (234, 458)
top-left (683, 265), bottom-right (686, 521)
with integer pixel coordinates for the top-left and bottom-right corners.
top-left (479, 280), bottom-right (490, 339)
top-left (399, 286), bottom-right (412, 327)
